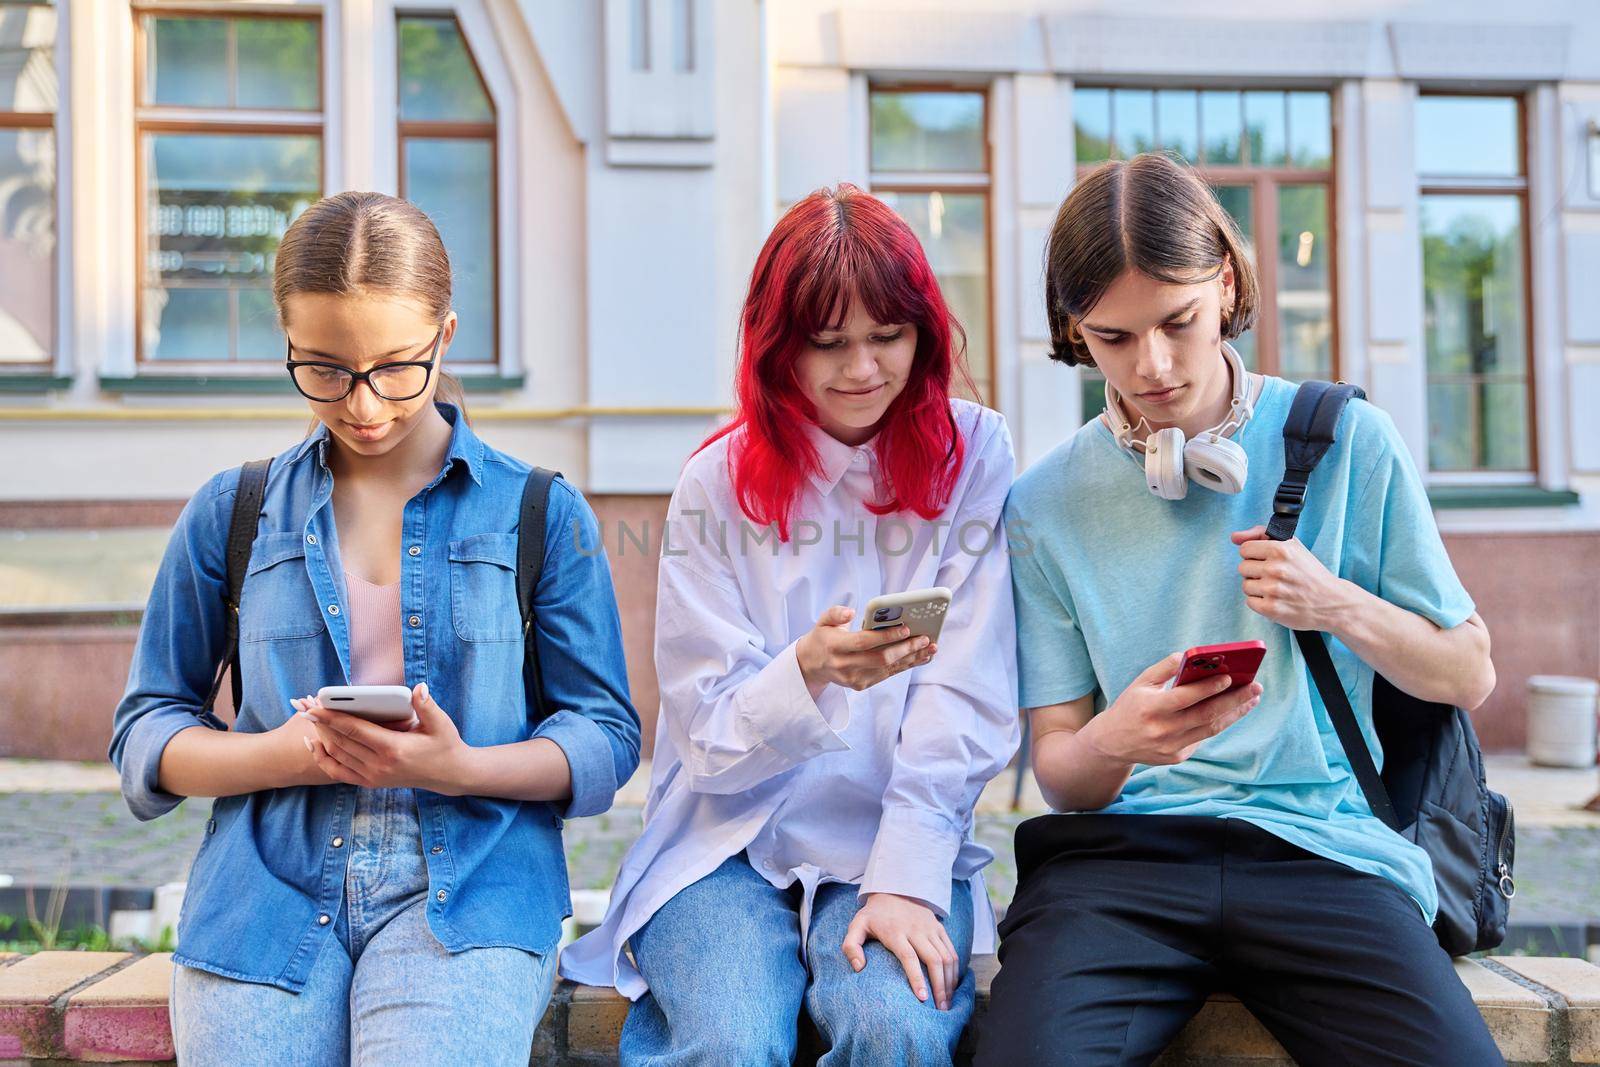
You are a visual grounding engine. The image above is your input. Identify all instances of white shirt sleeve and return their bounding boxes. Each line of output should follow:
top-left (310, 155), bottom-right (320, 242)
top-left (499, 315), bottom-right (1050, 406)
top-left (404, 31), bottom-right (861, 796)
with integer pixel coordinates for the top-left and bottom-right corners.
top-left (653, 477), bottom-right (851, 795)
top-left (860, 416), bottom-right (1022, 915)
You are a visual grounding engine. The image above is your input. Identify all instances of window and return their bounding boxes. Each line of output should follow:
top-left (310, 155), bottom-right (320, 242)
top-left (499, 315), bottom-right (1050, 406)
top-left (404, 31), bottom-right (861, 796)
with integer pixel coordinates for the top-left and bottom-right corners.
top-left (1417, 95), bottom-right (1532, 474)
top-left (0, 0), bottom-right (56, 366)
top-left (134, 12), bottom-right (322, 365)
top-left (869, 88), bottom-right (992, 406)
top-left (1074, 87), bottom-right (1336, 414)
top-left (397, 14), bottom-right (497, 367)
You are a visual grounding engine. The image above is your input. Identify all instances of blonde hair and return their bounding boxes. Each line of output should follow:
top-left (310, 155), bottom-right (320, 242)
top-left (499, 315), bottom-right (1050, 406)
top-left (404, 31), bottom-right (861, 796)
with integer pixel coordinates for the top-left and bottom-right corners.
top-left (274, 191), bottom-right (468, 416)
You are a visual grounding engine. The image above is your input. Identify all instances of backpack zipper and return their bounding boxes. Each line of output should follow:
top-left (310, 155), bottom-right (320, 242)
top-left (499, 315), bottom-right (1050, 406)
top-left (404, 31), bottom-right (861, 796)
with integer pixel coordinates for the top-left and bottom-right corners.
top-left (1495, 797), bottom-right (1516, 899)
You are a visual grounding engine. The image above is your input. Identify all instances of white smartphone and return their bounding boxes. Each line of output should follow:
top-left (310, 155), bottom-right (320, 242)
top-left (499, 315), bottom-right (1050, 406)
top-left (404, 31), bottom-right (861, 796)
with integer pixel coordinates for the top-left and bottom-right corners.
top-left (315, 685), bottom-right (415, 727)
top-left (859, 586), bottom-right (953, 643)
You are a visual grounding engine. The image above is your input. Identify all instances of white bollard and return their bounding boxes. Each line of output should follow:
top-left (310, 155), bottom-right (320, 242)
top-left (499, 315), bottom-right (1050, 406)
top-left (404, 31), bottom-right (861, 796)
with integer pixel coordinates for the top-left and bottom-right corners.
top-left (1527, 676), bottom-right (1599, 768)
top-left (152, 882), bottom-right (187, 947)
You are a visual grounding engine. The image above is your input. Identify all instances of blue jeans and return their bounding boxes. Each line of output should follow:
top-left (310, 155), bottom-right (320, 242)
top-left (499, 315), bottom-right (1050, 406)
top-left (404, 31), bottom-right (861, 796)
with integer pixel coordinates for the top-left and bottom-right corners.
top-left (621, 853), bottom-right (977, 1066)
top-left (171, 787), bottom-right (558, 1066)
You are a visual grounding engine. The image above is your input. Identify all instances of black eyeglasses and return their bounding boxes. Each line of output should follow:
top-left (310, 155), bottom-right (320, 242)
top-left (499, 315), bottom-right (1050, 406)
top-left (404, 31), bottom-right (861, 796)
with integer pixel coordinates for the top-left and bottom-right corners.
top-left (285, 330), bottom-right (443, 403)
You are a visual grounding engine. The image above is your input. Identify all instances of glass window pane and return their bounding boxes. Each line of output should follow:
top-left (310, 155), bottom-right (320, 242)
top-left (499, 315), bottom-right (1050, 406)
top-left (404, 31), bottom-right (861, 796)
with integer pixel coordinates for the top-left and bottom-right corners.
top-left (146, 17), bottom-right (228, 108)
top-left (1211, 184), bottom-right (1256, 368)
top-left (1244, 91), bottom-right (1287, 166)
top-left (1075, 87), bottom-right (1112, 164)
top-left (236, 18), bottom-right (320, 111)
top-left (1287, 92), bottom-right (1332, 168)
top-left (1112, 89), bottom-right (1155, 157)
top-left (403, 138), bottom-right (495, 364)
top-left (143, 132), bottom-right (320, 362)
top-left (399, 16), bottom-right (493, 123)
top-left (877, 190), bottom-right (990, 404)
top-left (237, 286), bottom-right (282, 361)
top-left (869, 91), bottom-right (984, 172)
top-left (1481, 380), bottom-right (1531, 470)
top-left (1417, 96), bottom-right (1520, 177)
top-left (144, 287), bottom-right (228, 361)
top-left (0, 126), bottom-right (54, 361)
top-left (1427, 380), bottom-right (1474, 472)
top-left (1156, 90), bottom-right (1198, 162)
top-left (1200, 90), bottom-right (1243, 165)
top-left (1277, 185), bottom-right (1332, 380)
top-left (1081, 369), bottom-right (1107, 425)
top-left (1421, 193), bottom-right (1529, 470)
top-left (0, 2), bottom-right (56, 112)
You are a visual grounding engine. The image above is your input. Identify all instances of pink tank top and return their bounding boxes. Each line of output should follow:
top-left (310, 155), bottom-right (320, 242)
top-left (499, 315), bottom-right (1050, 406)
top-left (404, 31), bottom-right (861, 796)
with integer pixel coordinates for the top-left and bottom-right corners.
top-left (343, 571), bottom-right (406, 686)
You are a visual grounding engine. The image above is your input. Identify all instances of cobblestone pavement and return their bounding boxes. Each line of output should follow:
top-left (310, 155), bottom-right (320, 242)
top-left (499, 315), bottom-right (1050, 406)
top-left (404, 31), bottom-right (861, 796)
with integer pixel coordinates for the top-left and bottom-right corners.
top-left (2, 790), bottom-right (1597, 931)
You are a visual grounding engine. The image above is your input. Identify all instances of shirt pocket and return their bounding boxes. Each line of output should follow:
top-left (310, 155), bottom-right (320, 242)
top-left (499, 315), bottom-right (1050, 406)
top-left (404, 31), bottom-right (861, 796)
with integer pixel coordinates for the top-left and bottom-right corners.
top-left (241, 531), bottom-right (329, 642)
top-left (449, 532), bottom-right (523, 643)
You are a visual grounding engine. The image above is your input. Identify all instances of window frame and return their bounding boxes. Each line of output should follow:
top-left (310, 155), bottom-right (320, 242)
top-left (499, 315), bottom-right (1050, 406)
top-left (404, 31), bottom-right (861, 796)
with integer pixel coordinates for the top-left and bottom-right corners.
top-left (130, 5), bottom-right (325, 371)
top-left (0, 0), bottom-right (61, 373)
top-left (1416, 90), bottom-right (1538, 480)
top-left (866, 83), bottom-right (996, 408)
top-left (1072, 85), bottom-right (1342, 383)
top-left (395, 10), bottom-right (499, 370)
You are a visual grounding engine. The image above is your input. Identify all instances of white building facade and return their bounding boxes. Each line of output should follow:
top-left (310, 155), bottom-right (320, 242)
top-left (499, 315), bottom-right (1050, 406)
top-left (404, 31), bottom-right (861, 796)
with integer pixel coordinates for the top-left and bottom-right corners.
top-left (3, 0), bottom-right (1598, 753)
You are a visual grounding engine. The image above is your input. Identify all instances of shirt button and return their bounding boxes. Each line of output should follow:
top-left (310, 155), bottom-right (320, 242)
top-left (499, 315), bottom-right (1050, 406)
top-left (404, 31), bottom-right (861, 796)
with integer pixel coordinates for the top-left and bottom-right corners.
top-left (306, 533), bottom-right (317, 545)
top-left (206, 819), bottom-right (216, 834)
top-left (317, 914), bottom-right (331, 926)
top-left (409, 614), bottom-right (421, 627)
top-left (430, 845), bottom-right (444, 855)
top-left (331, 837), bottom-right (344, 848)
top-left (436, 890), bottom-right (448, 903)
top-left (327, 604), bottom-right (340, 617)
top-left (408, 545), bottom-right (421, 557)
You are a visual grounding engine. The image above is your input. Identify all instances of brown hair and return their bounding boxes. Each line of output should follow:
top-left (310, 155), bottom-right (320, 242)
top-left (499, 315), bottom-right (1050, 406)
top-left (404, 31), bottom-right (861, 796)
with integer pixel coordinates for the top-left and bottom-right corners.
top-left (273, 191), bottom-right (468, 418)
top-left (1043, 153), bottom-right (1259, 367)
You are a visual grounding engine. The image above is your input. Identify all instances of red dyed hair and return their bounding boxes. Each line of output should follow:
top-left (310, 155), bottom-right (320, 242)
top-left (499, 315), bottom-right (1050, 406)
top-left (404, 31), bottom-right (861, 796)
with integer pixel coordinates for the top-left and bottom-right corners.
top-left (698, 184), bottom-right (975, 541)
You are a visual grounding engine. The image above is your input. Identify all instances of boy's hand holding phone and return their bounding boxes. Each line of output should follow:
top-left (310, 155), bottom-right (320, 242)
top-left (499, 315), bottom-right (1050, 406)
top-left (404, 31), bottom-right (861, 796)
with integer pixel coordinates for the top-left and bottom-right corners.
top-left (1081, 652), bottom-right (1262, 768)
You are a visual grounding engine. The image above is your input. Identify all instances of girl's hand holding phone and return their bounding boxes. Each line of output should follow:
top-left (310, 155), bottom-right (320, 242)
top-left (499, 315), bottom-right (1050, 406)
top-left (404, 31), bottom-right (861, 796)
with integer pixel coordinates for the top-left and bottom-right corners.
top-left (794, 605), bottom-right (937, 699)
top-left (1080, 652), bottom-right (1262, 768)
top-left (295, 683), bottom-right (471, 794)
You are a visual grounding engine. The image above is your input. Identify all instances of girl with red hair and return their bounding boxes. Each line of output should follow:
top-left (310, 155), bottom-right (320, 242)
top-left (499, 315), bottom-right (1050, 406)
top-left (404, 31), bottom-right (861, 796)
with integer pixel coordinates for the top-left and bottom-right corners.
top-left (562, 185), bottom-right (1020, 1064)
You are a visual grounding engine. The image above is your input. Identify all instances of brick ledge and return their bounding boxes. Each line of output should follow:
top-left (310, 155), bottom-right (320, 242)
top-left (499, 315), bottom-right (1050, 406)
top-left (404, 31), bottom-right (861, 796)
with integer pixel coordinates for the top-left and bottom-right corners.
top-left (2, 951), bottom-right (1598, 1065)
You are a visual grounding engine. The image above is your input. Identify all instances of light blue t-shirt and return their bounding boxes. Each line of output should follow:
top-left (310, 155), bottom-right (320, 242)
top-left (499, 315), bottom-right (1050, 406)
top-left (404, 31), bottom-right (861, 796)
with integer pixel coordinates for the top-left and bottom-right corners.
top-left (1005, 376), bottom-right (1475, 921)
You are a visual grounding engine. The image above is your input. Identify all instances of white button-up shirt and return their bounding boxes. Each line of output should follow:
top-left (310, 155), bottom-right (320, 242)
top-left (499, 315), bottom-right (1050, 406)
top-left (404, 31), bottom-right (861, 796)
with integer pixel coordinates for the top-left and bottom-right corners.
top-left (561, 398), bottom-right (1020, 998)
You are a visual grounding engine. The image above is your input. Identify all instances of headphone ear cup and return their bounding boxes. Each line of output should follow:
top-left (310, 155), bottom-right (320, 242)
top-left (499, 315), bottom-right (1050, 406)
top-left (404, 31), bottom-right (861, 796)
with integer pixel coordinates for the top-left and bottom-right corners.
top-left (1145, 428), bottom-right (1189, 500)
top-left (1183, 436), bottom-right (1249, 495)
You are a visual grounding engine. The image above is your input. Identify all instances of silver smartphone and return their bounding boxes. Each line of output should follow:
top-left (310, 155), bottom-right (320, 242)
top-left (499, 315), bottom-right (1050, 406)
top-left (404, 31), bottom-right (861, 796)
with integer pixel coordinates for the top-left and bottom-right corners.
top-left (314, 685), bottom-right (416, 726)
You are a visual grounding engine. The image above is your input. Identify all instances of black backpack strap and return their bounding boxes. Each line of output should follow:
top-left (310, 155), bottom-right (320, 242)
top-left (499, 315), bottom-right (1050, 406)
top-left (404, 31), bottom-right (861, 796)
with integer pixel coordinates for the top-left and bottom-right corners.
top-left (518, 467), bottom-right (562, 722)
top-left (1268, 380), bottom-right (1367, 542)
top-left (1269, 383), bottom-right (1402, 832)
top-left (199, 458), bottom-right (272, 729)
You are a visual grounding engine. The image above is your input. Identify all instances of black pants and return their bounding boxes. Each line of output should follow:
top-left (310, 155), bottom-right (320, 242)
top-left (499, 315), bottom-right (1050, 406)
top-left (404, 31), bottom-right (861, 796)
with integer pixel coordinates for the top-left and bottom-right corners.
top-left (974, 815), bottom-right (1504, 1067)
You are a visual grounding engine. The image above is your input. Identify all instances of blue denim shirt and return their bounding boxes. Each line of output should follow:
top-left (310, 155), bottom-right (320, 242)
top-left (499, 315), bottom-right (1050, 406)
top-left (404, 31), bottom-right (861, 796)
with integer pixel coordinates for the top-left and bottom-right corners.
top-left (110, 404), bottom-right (641, 991)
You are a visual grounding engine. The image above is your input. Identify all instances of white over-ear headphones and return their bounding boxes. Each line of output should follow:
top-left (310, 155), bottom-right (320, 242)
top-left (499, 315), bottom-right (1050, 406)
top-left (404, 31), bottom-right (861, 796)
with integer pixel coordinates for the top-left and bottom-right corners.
top-left (1104, 341), bottom-right (1254, 501)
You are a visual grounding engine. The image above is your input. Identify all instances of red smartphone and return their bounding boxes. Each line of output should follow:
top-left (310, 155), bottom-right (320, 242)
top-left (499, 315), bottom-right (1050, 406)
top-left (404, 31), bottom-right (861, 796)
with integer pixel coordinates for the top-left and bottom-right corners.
top-left (1173, 640), bottom-right (1266, 691)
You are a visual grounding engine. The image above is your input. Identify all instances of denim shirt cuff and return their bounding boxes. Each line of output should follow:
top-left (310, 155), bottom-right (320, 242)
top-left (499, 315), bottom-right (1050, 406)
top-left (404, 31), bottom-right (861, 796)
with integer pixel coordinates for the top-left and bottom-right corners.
top-left (120, 707), bottom-right (207, 822)
top-left (537, 710), bottom-right (621, 819)
top-left (859, 804), bottom-right (964, 917)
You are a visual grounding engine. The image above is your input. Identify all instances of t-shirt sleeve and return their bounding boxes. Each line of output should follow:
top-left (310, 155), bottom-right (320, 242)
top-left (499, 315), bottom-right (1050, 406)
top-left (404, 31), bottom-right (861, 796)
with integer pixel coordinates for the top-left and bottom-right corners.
top-left (1006, 495), bottom-right (1098, 708)
top-left (1346, 405), bottom-right (1476, 631)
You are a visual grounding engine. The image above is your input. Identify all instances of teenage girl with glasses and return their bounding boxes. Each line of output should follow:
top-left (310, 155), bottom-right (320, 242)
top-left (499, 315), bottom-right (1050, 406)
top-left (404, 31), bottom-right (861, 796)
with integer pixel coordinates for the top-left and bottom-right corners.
top-left (111, 191), bottom-right (640, 1066)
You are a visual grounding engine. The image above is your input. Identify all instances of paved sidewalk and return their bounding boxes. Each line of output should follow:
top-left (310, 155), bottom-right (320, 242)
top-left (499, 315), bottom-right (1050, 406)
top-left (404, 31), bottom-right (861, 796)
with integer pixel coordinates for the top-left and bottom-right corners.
top-left (2, 755), bottom-right (1596, 924)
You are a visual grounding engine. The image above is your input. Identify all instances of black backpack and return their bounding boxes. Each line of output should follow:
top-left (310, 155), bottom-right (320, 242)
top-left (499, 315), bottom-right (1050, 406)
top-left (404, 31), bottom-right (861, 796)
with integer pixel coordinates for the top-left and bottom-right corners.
top-left (195, 459), bottom-right (564, 729)
top-left (1272, 381), bottom-right (1514, 956)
